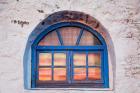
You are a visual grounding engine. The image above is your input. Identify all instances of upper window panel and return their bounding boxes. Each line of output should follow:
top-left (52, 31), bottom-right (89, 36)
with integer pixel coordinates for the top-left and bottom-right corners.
top-left (59, 27), bottom-right (81, 45)
top-left (38, 27), bottom-right (101, 46)
top-left (38, 31), bottom-right (60, 46)
top-left (79, 31), bottom-right (101, 46)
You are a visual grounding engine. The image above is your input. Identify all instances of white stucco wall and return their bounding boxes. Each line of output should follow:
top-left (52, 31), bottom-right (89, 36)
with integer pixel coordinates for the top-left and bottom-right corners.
top-left (0, 0), bottom-right (140, 93)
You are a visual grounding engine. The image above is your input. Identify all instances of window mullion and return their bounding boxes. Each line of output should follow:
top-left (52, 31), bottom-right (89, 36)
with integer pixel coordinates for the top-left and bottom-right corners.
top-left (52, 51), bottom-right (54, 81)
top-left (86, 52), bottom-right (88, 81)
top-left (70, 51), bottom-right (73, 83)
top-left (56, 29), bottom-right (63, 45)
top-left (76, 28), bottom-right (84, 45)
top-left (67, 51), bottom-right (71, 84)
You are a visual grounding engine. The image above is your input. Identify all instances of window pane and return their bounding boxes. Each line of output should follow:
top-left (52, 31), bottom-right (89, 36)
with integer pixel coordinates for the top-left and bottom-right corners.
top-left (88, 53), bottom-right (101, 66)
top-left (79, 31), bottom-right (101, 45)
top-left (59, 27), bottom-right (81, 45)
top-left (39, 53), bottom-right (52, 66)
top-left (39, 68), bottom-right (52, 81)
top-left (54, 53), bottom-right (66, 66)
top-left (73, 53), bottom-right (86, 66)
top-left (88, 68), bottom-right (101, 80)
top-left (54, 68), bottom-right (66, 81)
top-left (38, 31), bottom-right (60, 46)
top-left (74, 68), bottom-right (86, 80)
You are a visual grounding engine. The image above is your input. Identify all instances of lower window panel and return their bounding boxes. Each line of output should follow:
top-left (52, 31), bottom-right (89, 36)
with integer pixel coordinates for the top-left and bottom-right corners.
top-left (36, 82), bottom-right (104, 88)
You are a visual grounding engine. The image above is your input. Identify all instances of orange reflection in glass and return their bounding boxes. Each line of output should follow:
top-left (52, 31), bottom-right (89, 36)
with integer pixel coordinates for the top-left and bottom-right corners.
top-left (54, 68), bottom-right (66, 81)
top-left (73, 53), bottom-right (86, 66)
top-left (39, 53), bottom-right (52, 66)
top-left (88, 53), bottom-right (101, 66)
top-left (88, 68), bottom-right (101, 80)
top-left (39, 68), bottom-right (52, 81)
top-left (54, 53), bottom-right (66, 66)
top-left (60, 27), bottom-right (81, 45)
top-left (38, 31), bottom-right (60, 46)
top-left (74, 68), bottom-right (86, 80)
top-left (79, 31), bottom-right (101, 45)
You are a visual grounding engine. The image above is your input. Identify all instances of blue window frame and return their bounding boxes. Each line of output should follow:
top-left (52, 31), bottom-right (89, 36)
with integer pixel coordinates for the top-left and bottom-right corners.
top-left (31, 22), bottom-right (109, 88)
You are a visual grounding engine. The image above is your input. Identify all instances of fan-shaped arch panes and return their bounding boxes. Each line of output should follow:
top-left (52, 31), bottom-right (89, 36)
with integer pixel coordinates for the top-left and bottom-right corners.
top-left (38, 31), bottom-right (60, 46)
top-left (38, 27), bottom-right (101, 46)
top-left (59, 27), bottom-right (81, 45)
top-left (79, 31), bottom-right (101, 45)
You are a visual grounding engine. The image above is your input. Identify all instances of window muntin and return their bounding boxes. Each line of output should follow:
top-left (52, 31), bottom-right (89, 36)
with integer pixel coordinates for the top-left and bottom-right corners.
top-left (32, 22), bottom-right (108, 88)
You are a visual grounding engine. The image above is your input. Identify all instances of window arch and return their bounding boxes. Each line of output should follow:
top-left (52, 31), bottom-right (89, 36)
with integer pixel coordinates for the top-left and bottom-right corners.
top-left (24, 11), bottom-right (115, 90)
top-left (31, 22), bottom-right (109, 88)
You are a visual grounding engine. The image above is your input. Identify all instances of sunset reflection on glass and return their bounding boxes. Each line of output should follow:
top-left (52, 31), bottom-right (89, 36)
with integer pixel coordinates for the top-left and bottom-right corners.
top-left (59, 27), bottom-right (81, 45)
top-left (39, 68), bottom-right (52, 81)
top-left (54, 53), bottom-right (66, 66)
top-left (38, 31), bottom-right (60, 46)
top-left (73, 53), bottom-right (86, 66)
top-left (88, 53), bottom-right (101, 66)
top-left (39, 53), bottom-right (52, 66)
top-left (88, 68), bottom-right (101, 80)
top-left (54, 68), bottom-right (66, 81)
top-left (74, 68), bottom-right (86, 80)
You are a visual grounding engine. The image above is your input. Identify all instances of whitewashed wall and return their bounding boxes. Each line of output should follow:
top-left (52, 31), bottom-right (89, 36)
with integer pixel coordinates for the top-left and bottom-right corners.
top-left (0, 0), bottom-right (140, 93)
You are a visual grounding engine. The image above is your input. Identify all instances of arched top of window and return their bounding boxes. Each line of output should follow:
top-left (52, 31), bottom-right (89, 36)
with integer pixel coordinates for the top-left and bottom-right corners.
top-left (38, 26), bottom-right (101, 46)
top-left (24, 11), bottom-right (115, 90)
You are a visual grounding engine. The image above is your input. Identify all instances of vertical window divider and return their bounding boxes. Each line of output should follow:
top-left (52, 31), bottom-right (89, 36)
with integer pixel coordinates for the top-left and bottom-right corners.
top-left (67, 51), bottom-right (71, 84)
top-left (52, 51), bottom-right (54, 81)
top-left (71, 51), bottom-right (74, 83)
top-left (76, 28), bottom-right (84, 45)
top-left (56, 29), bottom-right (63, 45)
top-left (86, 52), bottom-right (89, 80)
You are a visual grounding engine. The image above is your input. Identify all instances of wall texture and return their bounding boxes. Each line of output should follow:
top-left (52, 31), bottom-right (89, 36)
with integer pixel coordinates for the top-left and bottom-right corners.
top-left (0, 0), bottom-right (140, 93)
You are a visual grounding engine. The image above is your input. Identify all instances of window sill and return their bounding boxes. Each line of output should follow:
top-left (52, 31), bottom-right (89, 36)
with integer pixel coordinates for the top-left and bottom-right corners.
top-left (29, 87), bottom-right (113, 91)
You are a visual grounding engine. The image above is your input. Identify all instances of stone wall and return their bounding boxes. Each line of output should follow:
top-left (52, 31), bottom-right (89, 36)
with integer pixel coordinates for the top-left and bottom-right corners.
top-left (0, 0), bottom-right (140, 93)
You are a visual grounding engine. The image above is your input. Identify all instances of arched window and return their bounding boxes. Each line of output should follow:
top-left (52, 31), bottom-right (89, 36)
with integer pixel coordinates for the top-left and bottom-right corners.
top-left (31, 22), bottom-right (109, 88)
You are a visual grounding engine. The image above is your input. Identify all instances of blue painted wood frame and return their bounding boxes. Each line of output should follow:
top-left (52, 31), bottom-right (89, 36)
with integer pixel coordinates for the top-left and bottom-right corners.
top-left (31, 22), bottom-right (109, 88)
top-left (71, 51), bottom-right (103, 84)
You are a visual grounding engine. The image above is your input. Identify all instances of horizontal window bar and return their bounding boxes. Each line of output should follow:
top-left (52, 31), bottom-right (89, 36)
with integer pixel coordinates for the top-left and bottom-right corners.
top-left (36, 83), bottom-right (104, 88)
top-left (38, 66), bottom-right (66, 68)
top-left (73, 66), bottom-right (101, 68)
top-left (38, 66), bottom-right (100, 68)
top-left (35, 46), bottom-right (104, 51)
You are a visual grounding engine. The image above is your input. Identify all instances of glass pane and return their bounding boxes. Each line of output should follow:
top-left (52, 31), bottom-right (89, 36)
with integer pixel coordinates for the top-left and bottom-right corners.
top-left (59, 27), bottom-right (81, 45)
top-left (39, 53), bottom-right (52, 66)
top-left (54, 53), bottom-right (66, 66)
top-left (88, 53), bottom-right (101, 66)
top-left (54, 68), bottom-right (66, 81)
top-left (38, 31), bottom-right (60, 46)
top-left (73, 53), bottom-right (86, 66)
top-left (39, 68), bottom-right (52, 81)
top-left (74, 68), bottom-right (86, 80)
top-left (88, 68), bottom-right (101, 80)
top-left (79, 31), bottom-right (101, 45)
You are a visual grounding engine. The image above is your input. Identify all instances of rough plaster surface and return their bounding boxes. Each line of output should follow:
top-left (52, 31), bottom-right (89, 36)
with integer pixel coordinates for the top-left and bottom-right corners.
top-left (0, 0), bottom-right (140, 93)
